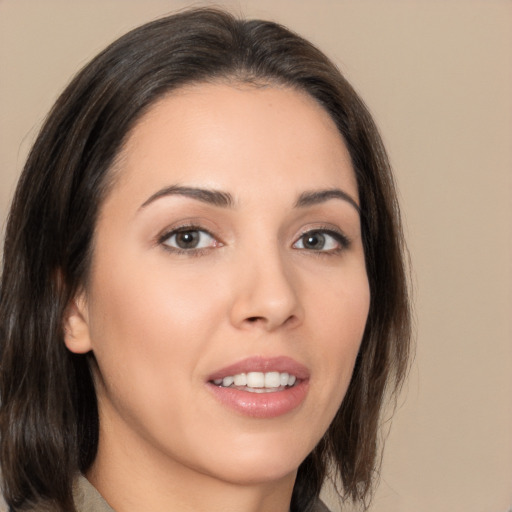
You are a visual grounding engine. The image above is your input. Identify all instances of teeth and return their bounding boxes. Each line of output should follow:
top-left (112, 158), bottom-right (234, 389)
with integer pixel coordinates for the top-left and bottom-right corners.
top-left (233, 373), bottom-right (247, 386)
top-left (279, 372), bottom-right (289, 386)
top-left (222, 376), bottom-right (234, 387)
top-left (246, 372), bottom-right (264, 388)
top-left (213, 371), bottom-right (298, 390)
top-left (264, 371), bottom-right (280, 388)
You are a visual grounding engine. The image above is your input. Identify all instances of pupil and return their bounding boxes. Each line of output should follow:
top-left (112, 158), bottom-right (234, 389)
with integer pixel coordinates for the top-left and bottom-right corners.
top-left (176, 231), bottom-right (199, 249)
top-left (304, 232), bottom-right (325, 249)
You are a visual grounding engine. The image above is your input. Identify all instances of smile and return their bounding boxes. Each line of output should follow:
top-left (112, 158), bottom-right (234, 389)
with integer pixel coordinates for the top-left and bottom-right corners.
top-left (212, 371), bottom-right (298, 393)
top-left (206, 357), bottom-right (309, 418)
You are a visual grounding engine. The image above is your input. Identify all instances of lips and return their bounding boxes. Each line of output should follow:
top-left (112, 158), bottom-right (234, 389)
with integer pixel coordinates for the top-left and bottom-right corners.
top-left (206, 356), bottom-right (310, 418)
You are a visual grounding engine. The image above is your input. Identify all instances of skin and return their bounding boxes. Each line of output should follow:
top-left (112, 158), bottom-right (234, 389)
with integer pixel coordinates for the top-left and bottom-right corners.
top-left (65, 82), bottom-right (370, 512)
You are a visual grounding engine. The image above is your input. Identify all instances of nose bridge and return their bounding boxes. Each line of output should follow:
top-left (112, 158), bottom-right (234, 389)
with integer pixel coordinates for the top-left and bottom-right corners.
top-left (229, 237), bottom-right (302, 331)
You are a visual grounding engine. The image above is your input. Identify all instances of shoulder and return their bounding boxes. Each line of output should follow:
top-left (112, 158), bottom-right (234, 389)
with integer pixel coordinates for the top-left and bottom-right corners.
top-left (1, 481), bottom-right (333, 512)
top-left (311, 499), bottom-right (332, 512)
top-left (0, 497), bottom-right (55, 512)
top-left (73, 475), bottom-right (114, 512)
top-left (0, 494), bottom-right (58, 512)
top-left (0, 475), bottom-right (112, 512)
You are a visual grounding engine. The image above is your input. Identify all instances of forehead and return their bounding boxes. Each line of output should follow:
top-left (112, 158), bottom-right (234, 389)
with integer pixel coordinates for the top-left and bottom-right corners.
top-left (109, 82), bottom-right (357, 206)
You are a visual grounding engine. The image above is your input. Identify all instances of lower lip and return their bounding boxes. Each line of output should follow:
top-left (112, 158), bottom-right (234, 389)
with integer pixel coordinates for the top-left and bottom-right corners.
top-left (206, 380), bottom-right (309, 418)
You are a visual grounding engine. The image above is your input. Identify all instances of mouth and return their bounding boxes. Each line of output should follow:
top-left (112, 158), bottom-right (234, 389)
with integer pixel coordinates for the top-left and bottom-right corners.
top-left (206, 356), bottom-right (309, 418)
top-left (211, 371), bottom-right (298, 393)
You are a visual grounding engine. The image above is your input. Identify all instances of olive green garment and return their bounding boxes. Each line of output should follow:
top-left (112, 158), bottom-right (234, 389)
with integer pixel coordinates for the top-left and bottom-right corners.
top-left (73, 476), bottom-right (113, 512)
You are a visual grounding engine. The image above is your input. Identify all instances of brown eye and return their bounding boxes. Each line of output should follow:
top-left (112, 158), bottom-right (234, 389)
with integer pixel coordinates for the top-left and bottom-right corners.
top-left (293, 229), bottom-right (348, 252)
top-left (302, 232), bottom-right (326, 250)
top-left (162, 228), bottom-right (217, 251)
top-left (175, 230), bottom-right (200, 249)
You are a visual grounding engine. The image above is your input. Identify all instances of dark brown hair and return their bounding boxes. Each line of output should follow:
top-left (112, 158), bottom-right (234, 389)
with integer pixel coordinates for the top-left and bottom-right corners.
top-left (0, 8), bottom-right (411, 512)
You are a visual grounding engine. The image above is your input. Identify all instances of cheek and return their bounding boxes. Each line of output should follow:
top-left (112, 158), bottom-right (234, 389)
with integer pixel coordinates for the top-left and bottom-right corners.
top-left (84, 258), bottom-right (229, 451)
top-left (90, 241), bottom-right (221, 331)
top-left (85, 250), bottom-right (226, 395)
top-left (308, 267), bottom-right (370, 400)
top-left (313, 259), bottom-right (369, 336)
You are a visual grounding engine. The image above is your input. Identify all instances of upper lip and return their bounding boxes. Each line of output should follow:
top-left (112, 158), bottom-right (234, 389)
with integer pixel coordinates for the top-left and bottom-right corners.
top-left (207, 356), bottom-right (310, 382)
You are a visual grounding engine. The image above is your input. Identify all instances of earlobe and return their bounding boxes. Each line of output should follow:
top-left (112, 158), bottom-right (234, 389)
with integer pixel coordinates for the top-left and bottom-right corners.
top-left (63, 296), bottom-right (93, 354)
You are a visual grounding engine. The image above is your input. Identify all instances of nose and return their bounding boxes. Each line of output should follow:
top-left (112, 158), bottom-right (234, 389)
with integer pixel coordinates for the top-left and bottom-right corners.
top-left (229, 246), bottom-right (304, 332)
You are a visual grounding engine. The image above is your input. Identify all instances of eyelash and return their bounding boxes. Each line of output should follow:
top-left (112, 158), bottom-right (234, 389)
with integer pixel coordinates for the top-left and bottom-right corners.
top-left (157, 224), bottom-right (350, 256)
top-left (158, 224), bottom-right (220, 257)
top-left (293, 227), bottom-right (350, 255)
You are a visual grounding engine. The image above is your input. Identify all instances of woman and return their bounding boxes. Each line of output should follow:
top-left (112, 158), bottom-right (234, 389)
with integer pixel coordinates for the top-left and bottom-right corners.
top-left (0, 8), bottom-right (411, 512)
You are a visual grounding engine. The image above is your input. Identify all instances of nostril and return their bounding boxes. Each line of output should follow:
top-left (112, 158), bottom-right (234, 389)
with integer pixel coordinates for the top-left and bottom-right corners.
top-left (245, 315), bottom-right (297, 328)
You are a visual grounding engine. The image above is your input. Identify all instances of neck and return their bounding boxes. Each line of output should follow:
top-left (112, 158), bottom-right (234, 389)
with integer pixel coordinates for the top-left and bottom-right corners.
top-left (87, 407), bottom-right (296, 512)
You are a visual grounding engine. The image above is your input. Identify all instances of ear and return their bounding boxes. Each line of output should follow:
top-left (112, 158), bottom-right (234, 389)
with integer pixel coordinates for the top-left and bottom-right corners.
top-left (63, 294), bottom-right (93, 354)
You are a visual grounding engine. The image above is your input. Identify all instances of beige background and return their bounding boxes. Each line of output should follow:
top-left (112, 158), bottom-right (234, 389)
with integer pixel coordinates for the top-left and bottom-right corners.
top-left (0, 0), bottom-right (511, 511)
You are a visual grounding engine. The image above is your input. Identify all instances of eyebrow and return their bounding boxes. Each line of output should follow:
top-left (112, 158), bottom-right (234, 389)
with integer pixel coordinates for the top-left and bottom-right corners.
top-left (139, 185), bottom-right (235, 210)
top-left (139, 185), bottom-right (359, 214)
top-left (294, 189), bottom-right (360, 214)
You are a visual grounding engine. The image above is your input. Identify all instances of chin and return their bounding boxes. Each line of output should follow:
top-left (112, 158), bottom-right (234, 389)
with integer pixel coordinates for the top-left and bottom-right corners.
top-left (209, 458), bottom-right (300, 487)
top-left (194, 435), bottom-right (309, 486)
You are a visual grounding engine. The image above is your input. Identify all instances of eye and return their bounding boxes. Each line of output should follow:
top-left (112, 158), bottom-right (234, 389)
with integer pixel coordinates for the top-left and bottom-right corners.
top-left (293, 229), bottom-right (348, 252)
top-left (160, 227), bottom-right (219, 252)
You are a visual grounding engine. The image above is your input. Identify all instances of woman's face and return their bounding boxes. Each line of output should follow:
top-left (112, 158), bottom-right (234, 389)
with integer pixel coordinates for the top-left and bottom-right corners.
top-left (67, 83), bottom-right (370, 486)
